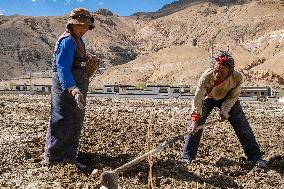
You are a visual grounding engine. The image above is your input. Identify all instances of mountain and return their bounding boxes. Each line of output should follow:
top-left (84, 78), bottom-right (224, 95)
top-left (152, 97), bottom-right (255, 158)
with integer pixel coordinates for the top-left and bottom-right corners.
top-left (0, 9), bottom-right (138, 79)
top-left (0, 0), bottom-right (283, 88)
top-left (94, 0), bottom-right (284, 88)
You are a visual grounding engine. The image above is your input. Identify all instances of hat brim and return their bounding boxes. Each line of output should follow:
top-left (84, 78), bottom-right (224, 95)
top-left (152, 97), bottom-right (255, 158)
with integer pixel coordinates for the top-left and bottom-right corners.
top-left (67, 18), bottom-right (95, 30)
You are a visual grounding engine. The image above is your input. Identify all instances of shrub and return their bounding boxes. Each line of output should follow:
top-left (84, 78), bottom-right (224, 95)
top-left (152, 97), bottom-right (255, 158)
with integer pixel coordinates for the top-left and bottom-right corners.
top-left (278, 89), bottom-right (284, 97)
top-left (9, 82), bottom-right (16, 90)
top-left (88, 85), bottom-right (97, 93)
top-left (135, 83), bottom-right (147, 90)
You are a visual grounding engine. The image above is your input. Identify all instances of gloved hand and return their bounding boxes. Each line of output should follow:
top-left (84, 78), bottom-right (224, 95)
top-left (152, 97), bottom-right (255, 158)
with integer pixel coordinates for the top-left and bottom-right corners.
top-left (218, 111), bottom-right (227, 122)
top-left (70, 87), bottom-right (85, 110)
top-left (189, 121), bottom-right (200, 134)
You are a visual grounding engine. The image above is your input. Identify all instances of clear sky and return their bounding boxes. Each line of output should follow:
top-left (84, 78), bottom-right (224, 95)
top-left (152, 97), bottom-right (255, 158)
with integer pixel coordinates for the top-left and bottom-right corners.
top-left (0, 0), bottom-right (177, 16)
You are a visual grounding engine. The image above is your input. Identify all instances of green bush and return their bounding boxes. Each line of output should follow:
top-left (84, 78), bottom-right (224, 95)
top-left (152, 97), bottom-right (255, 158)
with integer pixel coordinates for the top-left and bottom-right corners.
top-left (30, 84), bottom-right (35, 92)
top-left (278, 89), bottom-right (284, 97)
top-left (88, 86), bottom-right (97, 93)
top-left (9, 82), bottom-right (16, 90)
top-left (191, 87), bottom-right (196, 95)
top-left (135, 83), bottom-right (147, 90)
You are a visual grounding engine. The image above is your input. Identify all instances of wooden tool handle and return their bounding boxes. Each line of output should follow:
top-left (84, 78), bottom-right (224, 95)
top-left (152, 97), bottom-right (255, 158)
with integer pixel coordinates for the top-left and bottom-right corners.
top-left (114, 127), bottom-right (204, 173)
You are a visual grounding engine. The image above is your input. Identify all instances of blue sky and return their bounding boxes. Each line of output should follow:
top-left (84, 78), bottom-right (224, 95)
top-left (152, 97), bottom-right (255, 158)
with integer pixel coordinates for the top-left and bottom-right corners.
top-left (0, 0), bottom-right (176, 16)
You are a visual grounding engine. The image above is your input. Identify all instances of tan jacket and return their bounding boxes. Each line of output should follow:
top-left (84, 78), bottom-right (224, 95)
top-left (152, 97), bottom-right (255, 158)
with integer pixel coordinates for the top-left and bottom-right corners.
top-left (192, 68), bottom-right (243, 118)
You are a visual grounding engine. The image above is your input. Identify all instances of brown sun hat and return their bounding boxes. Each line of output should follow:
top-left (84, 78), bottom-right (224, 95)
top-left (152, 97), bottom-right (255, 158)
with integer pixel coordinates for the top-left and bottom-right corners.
top-left (67, 8), bottom-right (95, 30)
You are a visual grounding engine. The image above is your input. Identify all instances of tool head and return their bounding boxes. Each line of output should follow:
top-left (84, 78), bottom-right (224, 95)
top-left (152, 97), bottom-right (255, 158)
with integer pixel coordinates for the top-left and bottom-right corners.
top-left (100, 171), bottom-right (118, 189)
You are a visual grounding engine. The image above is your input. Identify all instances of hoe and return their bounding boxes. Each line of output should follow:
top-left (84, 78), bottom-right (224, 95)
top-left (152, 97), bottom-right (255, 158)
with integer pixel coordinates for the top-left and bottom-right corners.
top-left (95, 124), bottom-right (209, 189)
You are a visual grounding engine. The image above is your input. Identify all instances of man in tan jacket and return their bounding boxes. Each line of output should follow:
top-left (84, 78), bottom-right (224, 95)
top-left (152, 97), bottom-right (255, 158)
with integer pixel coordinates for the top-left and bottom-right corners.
top-left (181, 51), bottom-right (267, 168)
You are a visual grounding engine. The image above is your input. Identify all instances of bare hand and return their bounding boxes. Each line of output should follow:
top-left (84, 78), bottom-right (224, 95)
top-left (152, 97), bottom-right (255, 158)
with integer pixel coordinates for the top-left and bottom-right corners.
top-left (218, 111), bottom-right (227, 122)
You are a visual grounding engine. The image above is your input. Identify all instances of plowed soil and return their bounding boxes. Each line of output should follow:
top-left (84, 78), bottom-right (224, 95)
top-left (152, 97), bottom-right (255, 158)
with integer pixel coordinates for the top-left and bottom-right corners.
top-left (0, 95), bottom-right (283, 189)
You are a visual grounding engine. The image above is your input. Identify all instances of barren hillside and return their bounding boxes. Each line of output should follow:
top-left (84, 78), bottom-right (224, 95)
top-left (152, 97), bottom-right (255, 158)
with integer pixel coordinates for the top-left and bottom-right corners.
top-left (0, 9), bottom-right (138, 79)
top-left (94, 0), bottom-right (284, 88)
top-left (0, 0), bottom-right (283, 88)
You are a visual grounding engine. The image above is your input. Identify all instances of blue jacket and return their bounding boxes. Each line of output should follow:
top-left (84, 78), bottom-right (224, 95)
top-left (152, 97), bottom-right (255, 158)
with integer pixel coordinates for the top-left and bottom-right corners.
top-left (55, 37), bottom-right (84, 90)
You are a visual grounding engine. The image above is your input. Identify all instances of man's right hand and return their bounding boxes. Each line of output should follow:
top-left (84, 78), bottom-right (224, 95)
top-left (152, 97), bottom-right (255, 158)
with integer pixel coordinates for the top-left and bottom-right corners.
top-left (70, 87), bottom-right (85, 110)
top-left (189, 121), bottom-right (199, 134)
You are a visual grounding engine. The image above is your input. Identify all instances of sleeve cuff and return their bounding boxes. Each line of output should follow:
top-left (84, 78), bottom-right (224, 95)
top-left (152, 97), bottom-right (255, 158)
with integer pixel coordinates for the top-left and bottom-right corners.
top-left (191, 113), bottom-right (200, 122)
top-left (220, 111), bottom-right (229, 119)
top-left (67, 85), bottom-right (76, 93)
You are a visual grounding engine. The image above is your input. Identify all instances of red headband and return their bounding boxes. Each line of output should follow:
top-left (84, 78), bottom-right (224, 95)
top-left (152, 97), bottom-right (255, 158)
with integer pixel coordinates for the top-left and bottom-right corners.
top-left (214, 56), bottom-right (234, 71)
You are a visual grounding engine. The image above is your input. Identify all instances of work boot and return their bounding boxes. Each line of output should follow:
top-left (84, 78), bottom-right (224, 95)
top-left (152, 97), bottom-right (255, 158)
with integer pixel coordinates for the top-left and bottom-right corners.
top-left (255, 159), bottom-right (268, 168)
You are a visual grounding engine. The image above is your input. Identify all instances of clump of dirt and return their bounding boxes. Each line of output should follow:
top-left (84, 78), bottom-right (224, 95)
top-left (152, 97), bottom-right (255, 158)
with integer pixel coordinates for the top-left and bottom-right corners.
top-left (0, 95), bottom-right (283, 188)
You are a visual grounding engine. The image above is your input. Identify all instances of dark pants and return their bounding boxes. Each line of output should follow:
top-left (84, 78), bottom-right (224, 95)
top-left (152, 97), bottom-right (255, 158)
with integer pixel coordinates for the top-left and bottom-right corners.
top-left (182, 98), bottom-right (262, 162)
top-left (44, 69), bottom-right (89, 164)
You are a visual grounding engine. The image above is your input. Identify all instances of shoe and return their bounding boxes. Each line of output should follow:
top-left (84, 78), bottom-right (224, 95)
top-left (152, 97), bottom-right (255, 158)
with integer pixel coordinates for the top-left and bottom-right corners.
top-left (255, 159), bottom-right (268, 168)
top-left (75, 162), bottom-right (88, 170)
top-left (62, 159), bottom-right (88, 170)
top-left (179, 158), bottom-right (192, 165)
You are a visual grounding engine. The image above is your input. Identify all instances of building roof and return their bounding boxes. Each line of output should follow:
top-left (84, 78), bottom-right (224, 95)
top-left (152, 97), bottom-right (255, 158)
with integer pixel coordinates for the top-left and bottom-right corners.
top-left (147, 85), bottom-right (171, 87)
top-left (104, 84), bottom-right (135, 87)
top-left (241, 86), bottom-right (269, 89)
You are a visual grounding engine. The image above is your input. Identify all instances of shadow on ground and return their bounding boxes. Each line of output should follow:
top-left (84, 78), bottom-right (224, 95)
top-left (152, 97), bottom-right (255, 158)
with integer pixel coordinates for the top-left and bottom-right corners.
top-left (76, 152), bottom-right (284, 188)
top-left (76, 151), bottom-right (136, 174)
top-left (268, 155), bottom-right (284, 176)
top-left (111, 157), bottom-right (245, 188)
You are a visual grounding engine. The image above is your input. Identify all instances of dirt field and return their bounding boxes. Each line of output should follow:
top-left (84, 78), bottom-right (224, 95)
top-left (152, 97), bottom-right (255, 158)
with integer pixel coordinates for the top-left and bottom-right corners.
top-left (0, 94), bottom-right (283, 189)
